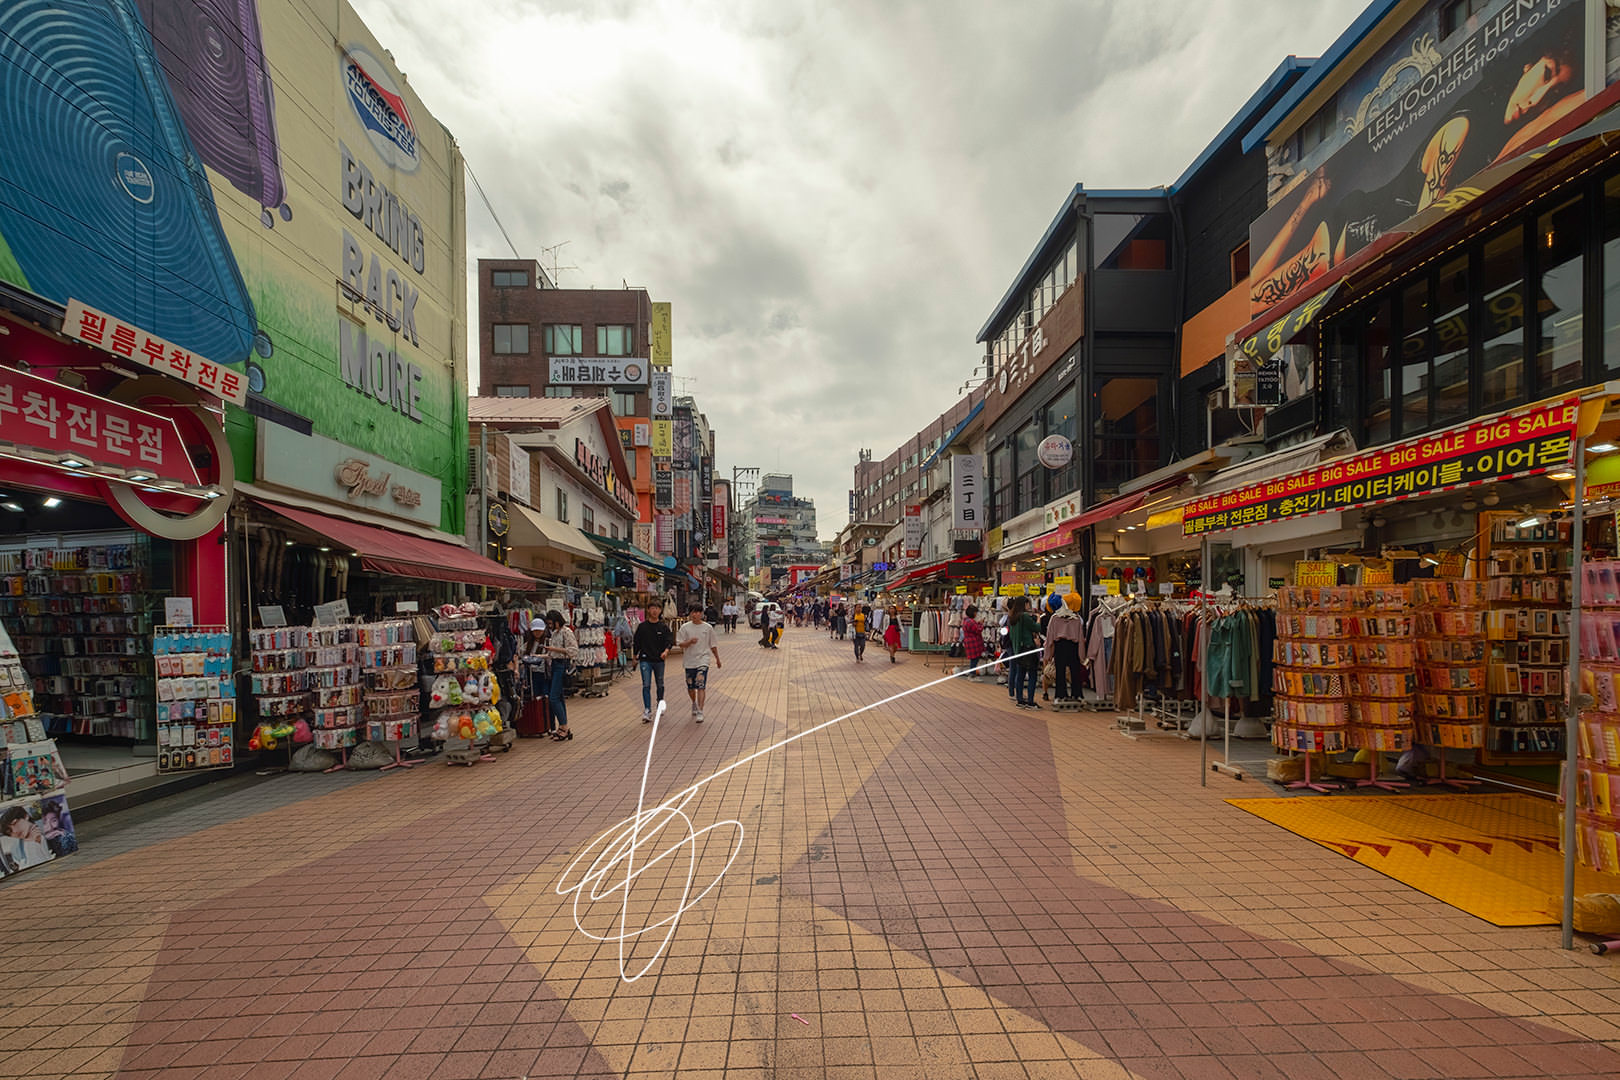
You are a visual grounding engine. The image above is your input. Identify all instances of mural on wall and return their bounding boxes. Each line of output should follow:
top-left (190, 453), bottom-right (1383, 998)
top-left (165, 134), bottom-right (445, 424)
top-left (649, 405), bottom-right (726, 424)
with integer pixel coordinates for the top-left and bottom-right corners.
top-left (1251, 0), bottom-right (1585, 313)
top-left (0, 0), bottom-right (467, 531)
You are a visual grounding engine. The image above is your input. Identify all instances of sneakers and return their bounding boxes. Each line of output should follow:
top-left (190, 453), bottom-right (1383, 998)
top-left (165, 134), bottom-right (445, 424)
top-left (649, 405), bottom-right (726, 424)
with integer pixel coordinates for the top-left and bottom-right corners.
top-left (694, 710), bottom-right (705, 723)
top-left (641, 709), bottom-right (651, 723)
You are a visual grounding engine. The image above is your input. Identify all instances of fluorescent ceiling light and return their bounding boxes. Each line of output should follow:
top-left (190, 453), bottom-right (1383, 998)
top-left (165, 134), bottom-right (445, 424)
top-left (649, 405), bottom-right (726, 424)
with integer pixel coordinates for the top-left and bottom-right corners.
top-left (1591, 443), bottom-right (1618, 453)
top-left (1548, 471), bottom-right (1575, 480)
top-left (1518, 515), bottom-right (1540, 528)
top-left (42, 496), bottom-right (62, 508)
top-left (1, 502), bottom-right (22, 513)
top-left (57, 457), bottom-right (86, 469)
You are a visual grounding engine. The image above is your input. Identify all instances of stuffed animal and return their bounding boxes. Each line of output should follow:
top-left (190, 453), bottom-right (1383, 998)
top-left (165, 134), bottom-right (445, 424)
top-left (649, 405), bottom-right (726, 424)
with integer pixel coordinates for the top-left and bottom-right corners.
top-left (292, 719), bottom-right (313, 745)
top-left (428, 676), bottom-right (453, 709)
top-left (456, 713), bottom-right (477, 740)
top-left (478, 672), bottom-right (495, 704)
top-left (463, 675), bottom-right (480, 702)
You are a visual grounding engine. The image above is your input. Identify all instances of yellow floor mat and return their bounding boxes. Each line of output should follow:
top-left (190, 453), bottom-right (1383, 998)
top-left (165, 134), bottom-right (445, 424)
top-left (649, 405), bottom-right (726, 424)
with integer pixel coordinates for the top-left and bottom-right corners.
top-left (1226, 793), bottom-right (1620, 926)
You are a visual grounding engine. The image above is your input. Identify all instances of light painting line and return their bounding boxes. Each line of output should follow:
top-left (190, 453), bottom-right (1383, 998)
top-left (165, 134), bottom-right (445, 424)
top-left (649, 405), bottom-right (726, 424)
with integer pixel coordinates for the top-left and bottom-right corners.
top-left (555, 647), bottom-right (1045, 981)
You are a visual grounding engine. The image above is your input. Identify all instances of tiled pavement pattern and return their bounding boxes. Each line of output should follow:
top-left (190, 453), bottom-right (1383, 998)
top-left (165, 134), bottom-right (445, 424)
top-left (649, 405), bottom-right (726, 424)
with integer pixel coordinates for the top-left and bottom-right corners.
top-left (2, 628), bottom-right (1619, 1079)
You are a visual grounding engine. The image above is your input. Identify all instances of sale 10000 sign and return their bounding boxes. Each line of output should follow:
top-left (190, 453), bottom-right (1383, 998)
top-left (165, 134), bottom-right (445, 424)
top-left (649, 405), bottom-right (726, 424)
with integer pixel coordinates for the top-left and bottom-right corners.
top-left (1183, 399), bottom-right (1578, 537)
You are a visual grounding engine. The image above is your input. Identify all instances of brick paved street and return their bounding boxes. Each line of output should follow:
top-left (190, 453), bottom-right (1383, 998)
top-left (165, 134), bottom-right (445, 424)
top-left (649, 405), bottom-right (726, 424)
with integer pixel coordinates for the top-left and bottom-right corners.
top-left (4, 627), bottom-right (1620, 1079)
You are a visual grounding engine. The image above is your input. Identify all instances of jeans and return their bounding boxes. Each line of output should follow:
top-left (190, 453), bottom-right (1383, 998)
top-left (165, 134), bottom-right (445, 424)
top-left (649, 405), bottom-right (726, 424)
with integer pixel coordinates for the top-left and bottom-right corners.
top-left (1010, 659), bottom-right (1037, 705)
top-left (853, 632), bottom-right (867, 660)
top-left (639, 659), bottom-right (666, 711)
top-left (548, 661), bottom-right (569, 728)
top-left (1053, 640), bottom-right (1082, 700)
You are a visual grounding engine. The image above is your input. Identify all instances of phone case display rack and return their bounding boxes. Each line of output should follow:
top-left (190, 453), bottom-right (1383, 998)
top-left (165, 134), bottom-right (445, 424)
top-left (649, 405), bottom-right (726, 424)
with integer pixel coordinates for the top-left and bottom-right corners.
top-left (154, 626), bottom-right (235, 773)
top-left (359, 621), bottom-right (418, 770)
top-left (1573, 559), bottom-right (1620, 873)
top-left (423, 616), bottom-right (505, 765)
top-left (1, 628), bottom-right (77, 875)
top-left (0, 540), bottom-right (154, 740)
top-left (247, 626), bottom-right (363, 756)
top-left (1483, 514), bottom-right (1571, 761)
top-left (1271, 587), bottom-right (1353, 793)
top-left (1343, 586), bottom-right (1415, 791)
top-left (1412, 579), bottom-right (1488, 788)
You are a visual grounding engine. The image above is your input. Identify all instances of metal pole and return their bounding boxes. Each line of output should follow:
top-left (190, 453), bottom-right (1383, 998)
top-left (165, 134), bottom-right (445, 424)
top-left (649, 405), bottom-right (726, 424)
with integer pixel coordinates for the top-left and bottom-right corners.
top-left (1564, 435), bottom-right (1585, 951)
top-left (1200, 535), bottom-right (1209, 786)
top-left (478, 424), bottom-right (489, 604)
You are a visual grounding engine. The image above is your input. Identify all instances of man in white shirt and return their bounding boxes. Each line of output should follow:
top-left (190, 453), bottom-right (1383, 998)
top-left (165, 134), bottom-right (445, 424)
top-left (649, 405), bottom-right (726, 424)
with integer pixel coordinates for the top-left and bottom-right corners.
top-left (673, 604), bottom-right (722, 722)
top-left (768, 606), bottom-right (785, 648)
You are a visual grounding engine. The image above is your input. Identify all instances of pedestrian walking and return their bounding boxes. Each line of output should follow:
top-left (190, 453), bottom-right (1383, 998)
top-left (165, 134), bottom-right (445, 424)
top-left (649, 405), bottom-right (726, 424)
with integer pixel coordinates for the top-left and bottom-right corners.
top-left (883, 618), bottom-right (902, 663)
top-left (540, 610), bottom-right (579, 738)
top-left (632, 599), bottom-right (674, 722)
top-left (769, 606), bottom-right (785, 648)
top-left (851, 605), bottom-right (869, 663)
top-left (960, 604), bottom-right (985, 678)
top-left (1006, 597), bottom-right (1041, 710)
top-left (673, 604), bottom-right (722, 722)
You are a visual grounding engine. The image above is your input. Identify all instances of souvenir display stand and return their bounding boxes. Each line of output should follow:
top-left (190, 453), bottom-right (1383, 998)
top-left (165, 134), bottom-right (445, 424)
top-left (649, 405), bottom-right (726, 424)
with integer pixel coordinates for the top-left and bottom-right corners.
top-left (570, 602), bottom-right (612, 698)
top-left (1271, 587), bottom-right (1352, 793)
top-left (248, 625), bottom-right (363, 770)
top-left (1345, 587), bottom-right (1414, 791)
top-left (153, 625), bottom-right (235, 773)
top-left (1, 539), bottom-right (153, 741)
top-left (1483, 513), bottom-right (1571, 762)
top-left (1, 620), bottom-right (78, 877)
top-left (1413, 578), bottom-right (1487, 789)
top-left (358, 621), bottom-right (418, 771)
top-left (423, 613), bottom-right (503, 766)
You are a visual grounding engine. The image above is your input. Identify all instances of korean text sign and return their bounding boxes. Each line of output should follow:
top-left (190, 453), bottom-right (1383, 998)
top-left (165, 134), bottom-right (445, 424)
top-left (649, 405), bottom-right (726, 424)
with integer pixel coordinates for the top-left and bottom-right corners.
top-left (0, 365), bottom-right (198, 484)
top-left (1182, 398), bottom-right (1578, 536)
top-left (64, 299), bottom-right (246, 406)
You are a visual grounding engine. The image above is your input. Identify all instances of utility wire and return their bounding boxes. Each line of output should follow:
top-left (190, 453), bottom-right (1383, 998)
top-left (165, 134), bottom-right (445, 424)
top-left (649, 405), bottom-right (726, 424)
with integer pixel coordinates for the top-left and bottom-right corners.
top-left (464, 159), bottom-right (521, 258)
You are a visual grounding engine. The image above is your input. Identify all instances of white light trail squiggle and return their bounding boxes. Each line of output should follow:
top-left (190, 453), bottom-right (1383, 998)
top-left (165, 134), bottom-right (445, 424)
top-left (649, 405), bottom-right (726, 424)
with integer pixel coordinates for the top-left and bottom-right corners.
top-left (553, 648), bottom-right (1046, 981)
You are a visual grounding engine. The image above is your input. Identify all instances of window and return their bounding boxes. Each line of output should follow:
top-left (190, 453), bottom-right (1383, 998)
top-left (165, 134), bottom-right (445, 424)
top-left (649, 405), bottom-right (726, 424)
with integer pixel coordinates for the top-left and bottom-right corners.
top-left (544, 324), bottom-right (583, 355)
top-left (556, 489), bottom-right (569, 523)
top-left (1015, 419), bottom-right (1040, 514)
top-left (597, 324), bottom-right (634, 356)
top-left (1536, 196), bottom-right (1585, 393)
top-left (1440, 0), bottom-right (1489, 37)
top-left (610, 389), bottom-right (637, 415)
top-left (1398, 279), bottom-right (1431, 435)
top-left (493, 384), bottom-right (530, 397)
top-left (1293, 94), bottom-right (1339, 158)
top-left (582, 506), bottom-right (595, 534)
top-left (1094, 214), bottom-right (1171, 270)
top-left (1230, 241), bottom-right (1250, 286)
top-left (610, 524), bottom-right (620, 540)
top-left (1432, 256), bottom-right (1470, 427)
top-left (492, 323), bottom-right (529, 354)
top-left (1604, 175), bottom-right (1620, 373)
top-left (990, 442), bottom-right (1012, 524)
top-left (491, 270), bottom-right (528, 287)
top-left (543, 385), bottom-right (574, 398)
top-left (1480, 225), bottom-right (1527, 409)
top-left (1093, 375), bottom-right (1160, 497)
top-left (1042, 383), bottom-right (1078, 502)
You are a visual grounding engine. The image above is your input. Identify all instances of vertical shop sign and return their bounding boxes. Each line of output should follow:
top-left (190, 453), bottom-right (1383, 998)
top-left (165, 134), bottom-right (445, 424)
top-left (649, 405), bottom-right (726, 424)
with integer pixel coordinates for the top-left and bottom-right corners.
top-left (673, 405), bottom-right (695, 469)
top-left (712, 503), bottom-right (726, 540)
top-left (654, 513), bottom-right (673, 554)
top-left (650, 302), bottom-right (672, 367)
top-left (654, 462), bottom-right (674, 510)
top-left (903, 505), bottom-right (923, 558)
top-left (951, 454), bottom-right (982, 532)
top-left (505, 435), bottom-right (530, 505)
top-left (650, 370), bottom-right (672, 419)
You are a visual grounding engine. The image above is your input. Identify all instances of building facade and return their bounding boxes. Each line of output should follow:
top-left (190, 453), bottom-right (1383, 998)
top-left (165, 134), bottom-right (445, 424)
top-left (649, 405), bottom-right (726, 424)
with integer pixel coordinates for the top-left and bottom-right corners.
top-left (739, 473), bottom-right (822, 585)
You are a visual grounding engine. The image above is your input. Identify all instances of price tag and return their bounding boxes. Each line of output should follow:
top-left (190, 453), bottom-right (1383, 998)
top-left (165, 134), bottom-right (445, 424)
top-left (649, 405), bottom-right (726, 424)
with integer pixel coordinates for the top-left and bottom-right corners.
top-left (395, 600), bottom-right (420, 614)
top-left (1159, 583), bottom-right (1174, 596)
top-left (313, 599), bottom-right (350, 625)
top-left (1090, 584), bottom-right (1108, 596)
top-left (163, 597), bottom-right (194, 627)
top-left (257, 605), bottom-right (287, 627)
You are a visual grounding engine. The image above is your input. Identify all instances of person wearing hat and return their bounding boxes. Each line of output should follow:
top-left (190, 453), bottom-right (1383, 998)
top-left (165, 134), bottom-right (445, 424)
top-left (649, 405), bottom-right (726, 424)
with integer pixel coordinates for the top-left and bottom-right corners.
top-left (632, 598), bottom-right (675, 723)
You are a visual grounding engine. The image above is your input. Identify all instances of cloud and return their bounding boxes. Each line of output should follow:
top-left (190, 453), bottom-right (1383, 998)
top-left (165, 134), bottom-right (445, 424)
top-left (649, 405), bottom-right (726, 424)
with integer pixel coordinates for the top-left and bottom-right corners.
top-left (352, 0), bottom-right (1367, 540)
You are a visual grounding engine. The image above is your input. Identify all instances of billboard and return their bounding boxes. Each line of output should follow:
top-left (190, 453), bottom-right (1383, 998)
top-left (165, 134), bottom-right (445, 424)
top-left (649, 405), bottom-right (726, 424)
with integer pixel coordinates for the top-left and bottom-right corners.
top-left (650, 302), bottom-right (672, 366)
top-left (1248, 0), bottom-right (1585, 314)
top-left (548, 358), bottom-right (648, 386)
top-left (649, 369), bottom-right (672, 418)
top-left (0, 0), bottom-right (469, 532)
top-left (951, 454), bottom-right (983, 532)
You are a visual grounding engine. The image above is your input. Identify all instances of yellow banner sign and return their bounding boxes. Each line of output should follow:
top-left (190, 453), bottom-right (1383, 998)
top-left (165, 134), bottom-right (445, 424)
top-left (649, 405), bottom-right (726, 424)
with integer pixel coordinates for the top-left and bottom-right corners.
top-left (651, 419), bottom-right (673, 458)
top-left (1295, 560), bottom-right (1337, 587)
top-left (650, 302), bottom-right (672, 367)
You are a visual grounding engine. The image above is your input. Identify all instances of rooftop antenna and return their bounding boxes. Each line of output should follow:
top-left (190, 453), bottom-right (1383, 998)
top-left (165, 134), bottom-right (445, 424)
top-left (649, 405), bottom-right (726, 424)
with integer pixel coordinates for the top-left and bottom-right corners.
top-left (673, 376), bottom-right (700, 394)
top-left (540, 241), bottom-right (578, 286)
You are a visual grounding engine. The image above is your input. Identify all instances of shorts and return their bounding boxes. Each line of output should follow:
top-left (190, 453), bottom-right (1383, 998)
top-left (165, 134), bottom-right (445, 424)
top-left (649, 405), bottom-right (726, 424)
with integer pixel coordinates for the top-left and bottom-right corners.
top-left (684, 666), bottom-right (709, 690)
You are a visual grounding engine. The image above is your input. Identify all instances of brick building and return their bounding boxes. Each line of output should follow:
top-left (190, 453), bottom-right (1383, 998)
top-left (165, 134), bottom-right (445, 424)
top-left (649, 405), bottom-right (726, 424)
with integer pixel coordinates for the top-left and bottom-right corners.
top-left (850, 388), bottom-right (985, 526)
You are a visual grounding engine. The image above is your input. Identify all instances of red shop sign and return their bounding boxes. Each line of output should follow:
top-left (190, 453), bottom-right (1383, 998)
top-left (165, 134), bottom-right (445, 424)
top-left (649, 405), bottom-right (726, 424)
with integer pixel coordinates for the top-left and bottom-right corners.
top-left (63, 299), bottom-right (247, 407)
top-left (712, 503), bottom-right (726, 540)
top-left (0, 365), bottom-right (198, 485)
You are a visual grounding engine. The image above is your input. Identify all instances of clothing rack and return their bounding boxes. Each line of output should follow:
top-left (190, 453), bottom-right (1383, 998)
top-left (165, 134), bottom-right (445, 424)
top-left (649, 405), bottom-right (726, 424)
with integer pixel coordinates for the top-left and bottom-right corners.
top-left (1193, 594), bottom-right (1277, 784)
top-left (1109, 596), bottom-right (1200, 739)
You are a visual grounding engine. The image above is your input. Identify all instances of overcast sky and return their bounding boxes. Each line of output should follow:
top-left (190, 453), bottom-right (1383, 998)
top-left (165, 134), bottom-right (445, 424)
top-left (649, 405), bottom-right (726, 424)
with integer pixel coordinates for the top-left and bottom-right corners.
top-left (352, 0), bottom-right (1367, 541)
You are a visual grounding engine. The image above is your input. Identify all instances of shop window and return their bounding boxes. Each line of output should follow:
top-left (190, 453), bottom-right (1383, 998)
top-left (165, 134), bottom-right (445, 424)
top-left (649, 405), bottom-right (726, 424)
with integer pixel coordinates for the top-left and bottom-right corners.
top-left (990, 442), bottom-right (1013, 524)
top-left (1092, 375), bottom-right (1160, 496)
top-left (1603, 174), bottom-right (1620, 373)
top-left (492, 323), bottom-right (529, 354)
top-left (1043, 383), bottom-right (1079, 501)
top-left (1015, 419), bottom-right (1040, 514)
top-left (1362, 301), bottom-right (1392, 445)
top-left (493, 384), bottom-right (530, 397)
top-left (1479, 225), bottom-right (1526, 409)
top-left (544, 324), bottom-right (583, 355)
top-left (1536, 196), bottom-right (1585, 393)
top-left (1095, 214), bottom-right (1171, 270)
top-left (597, 324), bottom-right (635, 356)
top-left (1432, 256), bottom-right (1470, 427)
top-left (1399, 279), bottom-right (1431, 435)
top-left (491, 269), bottom-right (529, 287)
top-left (556, 489), bottom-right (569, 523)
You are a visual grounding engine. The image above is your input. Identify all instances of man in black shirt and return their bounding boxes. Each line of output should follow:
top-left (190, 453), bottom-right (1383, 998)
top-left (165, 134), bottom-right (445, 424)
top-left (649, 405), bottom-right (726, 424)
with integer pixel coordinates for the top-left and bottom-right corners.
top-left (632, 599), bottom-right (675, 723)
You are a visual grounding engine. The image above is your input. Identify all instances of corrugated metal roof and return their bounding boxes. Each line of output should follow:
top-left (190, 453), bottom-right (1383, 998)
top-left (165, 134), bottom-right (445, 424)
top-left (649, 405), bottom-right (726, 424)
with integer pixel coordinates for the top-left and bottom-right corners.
top-left (468, 396), bottom-right (607, 424)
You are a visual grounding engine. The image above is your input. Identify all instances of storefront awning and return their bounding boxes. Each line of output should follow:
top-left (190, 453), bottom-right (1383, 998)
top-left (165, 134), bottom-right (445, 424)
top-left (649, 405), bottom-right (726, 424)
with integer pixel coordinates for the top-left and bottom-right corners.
top-left (585, 531), bottom-right (675, 574)
top-left (1192, 430), bottom-right (1355, 503)
top-left (1029, 477), bottom-right (1188, 554)
top-left (507, 503), bottom-right (604, 564)
top-left (254, 499), bottom-right (538, 591)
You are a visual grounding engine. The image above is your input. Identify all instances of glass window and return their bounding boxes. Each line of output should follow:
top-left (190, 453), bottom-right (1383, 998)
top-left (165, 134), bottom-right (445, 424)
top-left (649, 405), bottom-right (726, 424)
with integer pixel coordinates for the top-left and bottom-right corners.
top-left (990, 442), bottom-right (1013, 524)
top-left (1399, 279), bottom-right (1431, 434)
top-left (582, 506), bottom-right (595, 534)
top-left (1295, 94), bottom-right (1338, 157)
top-left (1095, 214), bottom-right (1171, 270)
top-left (1043, 384), bottom-right (1079, 501)
top-left (543, 386), bottom-right (574, 398)
top-left (1362, 301), bottom-right (1392, 445)
top-left (492, 323), bottom-right (529, 355)
top-left (1230, 241), bottom-right (1250, 286)
top-left (491, 270), bottom-right (528, 287)
top-left (544, 324), bottom-right (583, 355)
top-left (1604, 175), bottom-right (1620, 373)
top-left (1015, 419), bottom-right (1040, 514)
top-left (1536, 196), bottom-right (1585, 393)
top-left (1479, 226), bottom-right (1527, 408)
top-left (1432, 256), bottom-right (1469, 426)
top-left (610, 389), bottom-right (637, 415)
top-left (493, 384), bottom-right (530, 397)
top-left (1065, 239), bottom-right (1078, 286)
top-left (597, 324), bottom-right (635, 356)
top-left (556, 489), bottom-right (568, 523)
top-left (1093, 375), bottom-right (1160, 496)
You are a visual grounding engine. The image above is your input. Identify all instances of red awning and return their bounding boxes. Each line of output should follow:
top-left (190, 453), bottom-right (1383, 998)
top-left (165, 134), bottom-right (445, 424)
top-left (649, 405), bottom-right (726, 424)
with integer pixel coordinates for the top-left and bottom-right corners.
top-left (897, 554), bottom-right (980, 586)
top-left (1032, 477), bottom-right (1187, 552)
top-left (256, 500), bottom-right (538, 591)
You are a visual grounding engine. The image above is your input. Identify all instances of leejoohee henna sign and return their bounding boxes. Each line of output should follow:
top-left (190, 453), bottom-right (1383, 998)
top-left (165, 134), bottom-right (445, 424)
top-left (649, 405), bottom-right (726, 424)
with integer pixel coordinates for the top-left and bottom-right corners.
top-left (1182, 398), bottom-right (1579, 537)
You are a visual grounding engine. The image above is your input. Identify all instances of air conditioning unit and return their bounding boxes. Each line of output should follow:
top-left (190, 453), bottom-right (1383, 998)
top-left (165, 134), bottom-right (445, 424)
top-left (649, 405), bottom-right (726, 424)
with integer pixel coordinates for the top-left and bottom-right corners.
top-left (467, 445), bottom-right (481, 492)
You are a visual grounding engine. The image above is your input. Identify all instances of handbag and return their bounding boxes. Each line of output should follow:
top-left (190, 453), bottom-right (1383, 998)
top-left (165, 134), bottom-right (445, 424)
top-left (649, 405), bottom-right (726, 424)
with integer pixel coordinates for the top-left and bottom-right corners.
top-left (948, 641), bottom-right (964, 658)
